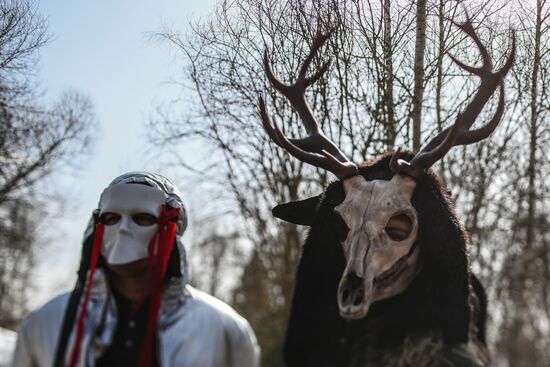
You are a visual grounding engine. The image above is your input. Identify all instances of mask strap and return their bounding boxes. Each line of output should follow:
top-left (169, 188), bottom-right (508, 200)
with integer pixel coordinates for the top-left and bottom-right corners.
top-left (68, 223), bottom-right (104, 367)
top-left (139, 205), bottom-right (179, 367)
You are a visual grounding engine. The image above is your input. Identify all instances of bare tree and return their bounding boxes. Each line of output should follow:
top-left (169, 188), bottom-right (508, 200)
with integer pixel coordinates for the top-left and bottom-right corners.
top-left (151, 1), bottom-right (410, 362)
top-left (488, 1), bottom-right (550, 366)
top-left (186, 220), bottom-right (244, 298)
top-left (152, 0), bottom-right (549, 365)
top-left (0, 90), bottom-right (95, 204)
top-left (0, 0), bottom-right (48, 99)
top-left (0, 198), bottom-right (38, 328)
top-left (0, 0), bottom-right (96, 328)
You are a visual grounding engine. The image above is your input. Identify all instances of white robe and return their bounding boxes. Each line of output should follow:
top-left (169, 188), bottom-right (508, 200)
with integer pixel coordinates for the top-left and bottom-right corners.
top-left (11, 270), bottom-right (259, 367)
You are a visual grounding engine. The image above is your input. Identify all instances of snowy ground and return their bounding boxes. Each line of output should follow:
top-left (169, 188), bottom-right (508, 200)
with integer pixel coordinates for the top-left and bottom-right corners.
top-left (0, 327), bottom-right (16, 367)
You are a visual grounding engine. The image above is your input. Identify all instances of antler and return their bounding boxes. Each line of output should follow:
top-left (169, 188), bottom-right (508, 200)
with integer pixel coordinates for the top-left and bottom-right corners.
top-left (391, 16), bottom-right (516, 180)
top-left (258, 31), bottom-right (358, 180)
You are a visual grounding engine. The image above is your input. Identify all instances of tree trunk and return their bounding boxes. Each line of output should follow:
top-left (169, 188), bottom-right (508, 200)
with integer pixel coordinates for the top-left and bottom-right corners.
top-left (526, 0), bottom-right (542, 255)
top-left (412, 0), bottom-right (427, 152)
top-left (383, 0), bottom-right (396, 147)
top-left (435, 0), bottom-right (446, 181)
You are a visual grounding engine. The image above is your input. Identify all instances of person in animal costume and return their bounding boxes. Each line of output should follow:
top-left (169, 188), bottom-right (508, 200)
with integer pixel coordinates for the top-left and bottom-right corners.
top-left (12, 172), bottom-right (260, 367)
top-left (258, 13), bottom-right (514, 367)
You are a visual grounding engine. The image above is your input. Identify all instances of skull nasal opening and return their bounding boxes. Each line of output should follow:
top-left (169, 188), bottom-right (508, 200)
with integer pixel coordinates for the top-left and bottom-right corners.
top-left (340, 272), bottom-right (365, 307)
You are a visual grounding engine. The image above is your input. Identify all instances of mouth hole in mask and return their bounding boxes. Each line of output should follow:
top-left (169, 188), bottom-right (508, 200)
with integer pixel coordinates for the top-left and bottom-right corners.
top-left (384, 213), bottom-right (412, 241)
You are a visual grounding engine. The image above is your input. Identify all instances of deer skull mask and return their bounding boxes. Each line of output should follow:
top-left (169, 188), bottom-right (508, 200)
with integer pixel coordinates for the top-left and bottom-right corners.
top-left (334, 174), bottom-right (420, 319)
top-left (260, 17), bottom-right (514, 322)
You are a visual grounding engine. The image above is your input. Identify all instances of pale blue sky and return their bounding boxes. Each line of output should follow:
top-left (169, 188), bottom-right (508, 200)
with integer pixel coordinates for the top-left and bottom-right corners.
top-left (32, 1), bottom-right (219, 307)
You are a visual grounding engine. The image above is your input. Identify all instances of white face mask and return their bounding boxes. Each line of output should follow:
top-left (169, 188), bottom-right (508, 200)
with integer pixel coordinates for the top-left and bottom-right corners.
top-left (99, 184), bottom-right (166, 265)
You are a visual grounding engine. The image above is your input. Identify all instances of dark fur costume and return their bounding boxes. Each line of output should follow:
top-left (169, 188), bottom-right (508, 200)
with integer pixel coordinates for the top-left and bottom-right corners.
top-left (281, 152), bottom-right (487, 367)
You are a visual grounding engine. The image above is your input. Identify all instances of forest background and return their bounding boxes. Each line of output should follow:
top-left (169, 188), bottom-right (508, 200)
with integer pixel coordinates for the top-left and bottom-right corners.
top-left (1, 1), bottom-right (548, 367)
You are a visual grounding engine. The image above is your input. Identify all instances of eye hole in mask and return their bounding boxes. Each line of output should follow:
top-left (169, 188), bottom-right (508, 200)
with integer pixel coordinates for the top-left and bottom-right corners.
top-left (384, 214), bottom-right (412, 242)
top-left (99, 212), bottom-right (158, 227)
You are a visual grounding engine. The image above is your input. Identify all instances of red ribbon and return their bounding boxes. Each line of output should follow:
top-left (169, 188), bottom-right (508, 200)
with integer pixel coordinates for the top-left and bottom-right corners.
top-left (139, 205), bottom-right (179, 367)
top-left (68, 205), bottom-right (179, 367)
top-left (68, 223), bottom-right (104, 367)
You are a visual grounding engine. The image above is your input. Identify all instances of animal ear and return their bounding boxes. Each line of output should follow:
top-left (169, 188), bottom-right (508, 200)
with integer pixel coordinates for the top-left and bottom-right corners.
top-left (272, 195), bottom-right (322, 226)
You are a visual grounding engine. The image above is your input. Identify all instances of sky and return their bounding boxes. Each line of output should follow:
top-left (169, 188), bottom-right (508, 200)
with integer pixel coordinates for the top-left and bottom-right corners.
top-left (31, 0), bottom-right (219, 308)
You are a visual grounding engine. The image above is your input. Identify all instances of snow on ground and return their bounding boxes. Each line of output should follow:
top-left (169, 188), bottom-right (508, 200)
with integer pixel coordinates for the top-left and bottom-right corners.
top-left (0, 327), bottom-right (16, 367)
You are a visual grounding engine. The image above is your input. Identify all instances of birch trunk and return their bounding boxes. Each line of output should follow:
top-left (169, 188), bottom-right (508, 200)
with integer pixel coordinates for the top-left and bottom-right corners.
top-left (383, 0), bottom-right (396, 146)
top-left (411, 0), bottom-right (427, 152)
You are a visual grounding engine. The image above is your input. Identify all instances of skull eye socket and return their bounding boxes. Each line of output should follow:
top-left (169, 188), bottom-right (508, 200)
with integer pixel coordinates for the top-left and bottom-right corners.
top-left (385, 214), bottom-right (413, 242)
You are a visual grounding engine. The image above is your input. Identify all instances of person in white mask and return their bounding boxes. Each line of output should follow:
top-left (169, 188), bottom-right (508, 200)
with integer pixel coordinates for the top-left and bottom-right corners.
top-left (11, 172), bottom-right (260, 367)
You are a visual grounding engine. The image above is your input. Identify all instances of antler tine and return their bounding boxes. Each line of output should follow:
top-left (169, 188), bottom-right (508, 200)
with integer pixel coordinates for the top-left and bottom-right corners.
top-left (263, 33), bottom-right (332, 135)
top-left (259, 96), bottom-right (358, 179)
top-left (298, 30), bottom-right (333, 82)
top-left (304, 60), bottom-right (332, 88)
top-left (394, 15), bottom-right (515, 176)
top-left (498, 32), bottom-right (516, 78)
top-left (258, 96), bottom-right (285, 148)
top-left (263, 48), bottom-right (333, 136)
top-left (409, 83), bottom-right (505, 171)
top-left (263, 50), bottom-right (289, 95)
top-left (445, 21), bottom-right (515, 135)
top-left (450, 17), bottom-right (492, 73)
top-left (458, 84), bottom-right (505, 145)
top-left (409, 111), bottom-right (463, 169)
top-left (259, 30), bottom-right (358, 180)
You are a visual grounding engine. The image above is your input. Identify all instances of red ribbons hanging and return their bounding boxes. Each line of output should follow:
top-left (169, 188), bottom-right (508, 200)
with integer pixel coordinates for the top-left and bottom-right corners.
top-left (68, 205), bottom-right (179, 367)
top-left (68, 222), bottom-right (104, 367)
top-left (139, 205), bottom-right (179, 367)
